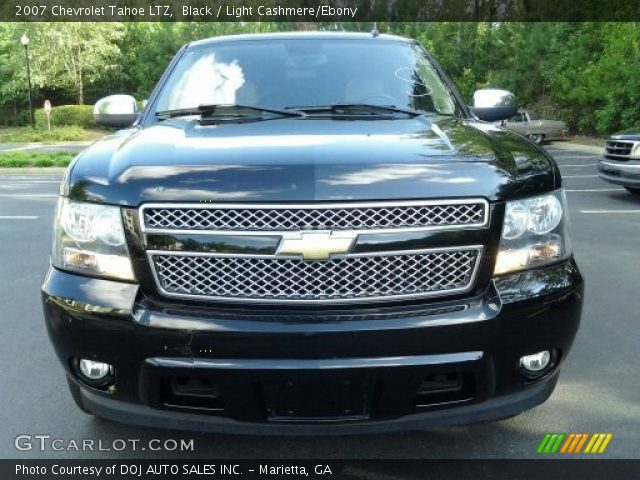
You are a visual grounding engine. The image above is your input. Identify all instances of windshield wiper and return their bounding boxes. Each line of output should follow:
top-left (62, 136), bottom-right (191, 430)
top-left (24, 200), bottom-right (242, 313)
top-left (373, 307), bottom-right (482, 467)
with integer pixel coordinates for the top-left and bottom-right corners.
top-left (287, 103), bottom-right (424, 117)
top-left (155, 104), bottom-right (306, 120)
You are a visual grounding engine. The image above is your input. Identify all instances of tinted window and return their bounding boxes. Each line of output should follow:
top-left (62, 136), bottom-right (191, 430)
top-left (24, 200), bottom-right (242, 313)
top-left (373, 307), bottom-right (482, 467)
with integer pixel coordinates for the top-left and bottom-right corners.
top-left (154, 39), bottom-right (459, 116)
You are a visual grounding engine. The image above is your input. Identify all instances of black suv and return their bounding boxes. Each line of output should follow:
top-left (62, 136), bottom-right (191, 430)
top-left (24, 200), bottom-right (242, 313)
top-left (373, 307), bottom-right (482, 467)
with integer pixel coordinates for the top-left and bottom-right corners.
top-left (42, 32), bottom-right (583, 434)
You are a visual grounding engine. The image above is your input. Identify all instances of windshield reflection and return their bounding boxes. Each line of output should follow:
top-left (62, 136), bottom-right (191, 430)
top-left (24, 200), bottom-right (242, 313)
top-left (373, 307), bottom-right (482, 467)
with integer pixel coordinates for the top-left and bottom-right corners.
top-left (153, 38), bottom-right (459, 117)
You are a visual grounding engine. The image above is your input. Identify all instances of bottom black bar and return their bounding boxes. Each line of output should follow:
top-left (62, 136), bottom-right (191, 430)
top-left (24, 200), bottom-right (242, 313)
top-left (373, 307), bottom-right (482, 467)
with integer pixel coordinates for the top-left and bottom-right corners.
top-left (2, 460), bottom-right (638, 480)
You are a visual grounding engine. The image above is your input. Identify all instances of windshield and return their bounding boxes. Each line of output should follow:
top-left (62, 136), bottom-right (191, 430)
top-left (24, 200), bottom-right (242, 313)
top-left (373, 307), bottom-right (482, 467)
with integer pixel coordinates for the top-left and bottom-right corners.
top-left (152, 38), bottom-right (460, 117)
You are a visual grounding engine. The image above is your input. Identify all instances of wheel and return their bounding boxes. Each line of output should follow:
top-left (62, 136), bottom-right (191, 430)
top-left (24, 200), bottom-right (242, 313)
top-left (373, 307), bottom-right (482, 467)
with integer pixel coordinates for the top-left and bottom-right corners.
top-left (624, 186), bottom-right (640, 195)
top-left (66, 376), bottom-right (94, 415)
top-left (527, 133), bottom-right (544, 145)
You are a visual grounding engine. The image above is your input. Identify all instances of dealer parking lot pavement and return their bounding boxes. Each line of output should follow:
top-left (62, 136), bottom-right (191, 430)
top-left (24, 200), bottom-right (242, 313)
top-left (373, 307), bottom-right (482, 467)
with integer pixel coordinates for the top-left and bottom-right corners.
top-left (1, 142), bottom-right (637, 459)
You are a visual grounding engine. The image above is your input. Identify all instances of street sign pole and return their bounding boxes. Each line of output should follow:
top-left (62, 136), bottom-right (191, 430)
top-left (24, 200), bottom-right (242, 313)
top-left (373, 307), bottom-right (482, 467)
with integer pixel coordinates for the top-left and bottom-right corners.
top-left (44, 100), bottom-right (52, 132)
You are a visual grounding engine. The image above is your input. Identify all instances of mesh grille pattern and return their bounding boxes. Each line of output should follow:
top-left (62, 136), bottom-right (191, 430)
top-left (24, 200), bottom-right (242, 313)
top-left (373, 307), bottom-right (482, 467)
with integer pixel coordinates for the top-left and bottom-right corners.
top-left (151, 249), bottom-right (479, 302)
top-left (143, 202), bottom-right (486, 232)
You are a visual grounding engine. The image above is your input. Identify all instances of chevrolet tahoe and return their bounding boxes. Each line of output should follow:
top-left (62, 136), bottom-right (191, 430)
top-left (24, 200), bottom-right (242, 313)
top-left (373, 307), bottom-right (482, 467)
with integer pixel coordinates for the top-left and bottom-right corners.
top-left (41, 32), bottom-right (583, 434)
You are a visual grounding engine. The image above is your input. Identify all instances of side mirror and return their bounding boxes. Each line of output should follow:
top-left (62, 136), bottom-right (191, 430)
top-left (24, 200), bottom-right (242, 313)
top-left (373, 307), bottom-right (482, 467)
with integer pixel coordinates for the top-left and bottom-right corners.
top-left (93, 95), bottom-right (138, 128)
top-left (470, 89), bottom-right (517, 122)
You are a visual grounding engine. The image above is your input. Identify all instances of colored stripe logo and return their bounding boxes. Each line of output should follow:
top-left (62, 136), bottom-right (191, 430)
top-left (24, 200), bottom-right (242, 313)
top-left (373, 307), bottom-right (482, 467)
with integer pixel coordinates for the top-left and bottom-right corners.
top-left (537, 433), bottom-right (612, 454)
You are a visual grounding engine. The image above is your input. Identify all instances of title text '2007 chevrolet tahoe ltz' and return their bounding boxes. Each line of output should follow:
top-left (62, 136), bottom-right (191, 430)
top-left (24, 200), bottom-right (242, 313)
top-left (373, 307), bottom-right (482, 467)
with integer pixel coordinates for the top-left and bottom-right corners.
top-left (42, 32), bottom-right (583, 434)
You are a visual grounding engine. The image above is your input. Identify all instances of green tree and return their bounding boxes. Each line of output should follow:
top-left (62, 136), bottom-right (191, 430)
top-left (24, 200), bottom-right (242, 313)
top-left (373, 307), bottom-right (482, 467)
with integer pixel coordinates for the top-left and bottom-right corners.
top-left (35, 23), bottom-right (125, 104)
top-left (2, 21), bottom-right (640, 135)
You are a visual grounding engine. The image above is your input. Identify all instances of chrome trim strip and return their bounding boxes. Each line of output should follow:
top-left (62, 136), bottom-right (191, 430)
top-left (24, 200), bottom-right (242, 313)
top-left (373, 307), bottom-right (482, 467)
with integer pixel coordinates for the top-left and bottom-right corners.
top-left (138, 198), bottom-right (490, 236)
top-left (146, 246), bottom-right (484, 305)
top-left (147, 351), bottom-right (484, 370)
top-left (600, 160), bottom-right (640, 171)
top-left (132, 305), bottom-right (477, 332)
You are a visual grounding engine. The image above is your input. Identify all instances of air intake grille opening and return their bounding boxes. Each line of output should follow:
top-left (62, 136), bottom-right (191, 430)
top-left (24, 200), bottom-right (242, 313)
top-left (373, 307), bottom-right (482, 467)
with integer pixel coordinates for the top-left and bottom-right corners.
top-left (415, 372), bottom-right (475, 408)
top-left (160, 376), bottom-right (225, 412)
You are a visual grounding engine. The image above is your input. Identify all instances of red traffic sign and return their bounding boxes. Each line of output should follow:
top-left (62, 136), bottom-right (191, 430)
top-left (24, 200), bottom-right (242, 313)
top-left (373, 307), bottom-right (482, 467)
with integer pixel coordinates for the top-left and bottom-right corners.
top-left (44, 100), bottom-right (52, 114)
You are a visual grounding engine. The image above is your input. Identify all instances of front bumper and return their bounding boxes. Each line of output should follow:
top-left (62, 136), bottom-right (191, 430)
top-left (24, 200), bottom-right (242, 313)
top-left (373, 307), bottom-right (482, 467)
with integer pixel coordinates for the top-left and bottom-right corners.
top-left (545, 129), bottom-right (570, 141)
top-left (598, 159), bottom-right (640, 187)
top-left (42, 259), bottom-right (583, 434)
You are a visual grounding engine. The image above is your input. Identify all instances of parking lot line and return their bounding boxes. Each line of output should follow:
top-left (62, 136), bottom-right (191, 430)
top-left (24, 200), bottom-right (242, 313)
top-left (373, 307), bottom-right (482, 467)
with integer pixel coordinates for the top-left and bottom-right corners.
top-left (0, 173), bottom-right (64, 180)
top-left (0, 145), bottom-right (41, 153)
top-left (565, 188), bottom-right (625, 192)
top-left (559, 164), bottom-right (597, 168)
top-left (550, 153), bottom-right (601, 158)
top-left (0, 194), bottom-right (57, 197)
top-left (580, 209), bottom-right (640, 214)
top-left (0, 180), bottom-right (62, 183)
top-left (0, 216), bottom-right (39, 219)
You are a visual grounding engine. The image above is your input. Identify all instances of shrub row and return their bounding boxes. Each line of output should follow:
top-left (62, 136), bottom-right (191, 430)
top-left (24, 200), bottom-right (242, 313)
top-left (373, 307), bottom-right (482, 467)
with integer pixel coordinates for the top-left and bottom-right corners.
top-left (34, 105), bottom-right (95, 129)
top-left (0, 126), bottom-right (92, 143)
top-left (0, 152), bottom-right (74, 167)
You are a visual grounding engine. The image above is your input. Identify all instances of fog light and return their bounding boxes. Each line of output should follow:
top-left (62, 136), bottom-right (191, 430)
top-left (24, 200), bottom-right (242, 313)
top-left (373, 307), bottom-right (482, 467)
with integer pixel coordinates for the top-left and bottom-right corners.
top-left (520, 351), bottom-right (551, 372)
top-left (79, 359), bottom-right (112, 380)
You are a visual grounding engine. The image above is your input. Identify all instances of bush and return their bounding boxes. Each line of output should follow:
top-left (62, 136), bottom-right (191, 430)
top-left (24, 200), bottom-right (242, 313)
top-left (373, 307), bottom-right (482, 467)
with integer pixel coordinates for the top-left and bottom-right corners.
top-left (0, 109), bottom-right (30, 127)
top-left (0, 152), bottom-right (74, 167)
top-left (0, 126), bottom-right (97, 143)
top-left (35, 105), bottom-right (95, 129)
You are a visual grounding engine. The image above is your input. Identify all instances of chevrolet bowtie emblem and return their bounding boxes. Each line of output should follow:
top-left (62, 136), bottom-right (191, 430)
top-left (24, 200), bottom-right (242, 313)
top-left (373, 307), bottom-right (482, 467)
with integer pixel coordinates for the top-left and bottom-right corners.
top-left (276, 231), bottom-right (357, 261)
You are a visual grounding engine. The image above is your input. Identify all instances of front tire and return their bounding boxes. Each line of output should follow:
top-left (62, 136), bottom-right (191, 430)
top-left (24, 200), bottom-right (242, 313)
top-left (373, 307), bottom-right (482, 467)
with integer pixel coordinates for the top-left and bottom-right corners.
top-left (624, 186), bottom-right (640, 195)
top-left (527, 133), bottom-right (544, 145)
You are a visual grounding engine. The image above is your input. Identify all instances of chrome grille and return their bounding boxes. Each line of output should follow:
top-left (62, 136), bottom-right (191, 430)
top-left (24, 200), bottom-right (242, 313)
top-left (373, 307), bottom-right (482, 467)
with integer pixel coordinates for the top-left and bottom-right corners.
top-left (141, 200), bottom-right (488, 233)
top-left (149, 248), bottom-right (481, 304)
top-left (605, 140), bottom-right (635, 160)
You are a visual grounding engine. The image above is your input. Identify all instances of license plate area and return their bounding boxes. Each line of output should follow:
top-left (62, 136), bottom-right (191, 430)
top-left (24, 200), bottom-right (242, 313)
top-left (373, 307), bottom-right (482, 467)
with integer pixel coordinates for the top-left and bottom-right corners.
top-left (262, 374), bottom-right (373, 422)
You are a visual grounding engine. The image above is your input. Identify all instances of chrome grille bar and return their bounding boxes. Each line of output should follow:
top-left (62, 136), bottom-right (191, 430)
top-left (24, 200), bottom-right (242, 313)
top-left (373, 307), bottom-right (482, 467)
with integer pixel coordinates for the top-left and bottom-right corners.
top-left (605, 140), bottom-right (636, 160)
top-left (147, 247), bottom-right (483, 304)
top-left (140, 199), bottom-right (489, 235)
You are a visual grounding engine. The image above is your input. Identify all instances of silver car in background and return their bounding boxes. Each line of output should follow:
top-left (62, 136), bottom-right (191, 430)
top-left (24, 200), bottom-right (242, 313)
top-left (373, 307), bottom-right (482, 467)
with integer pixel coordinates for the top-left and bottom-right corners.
top-left (501, 110), bottom-right (569, 144)
top-left (598, 128), bottom-right (640, 195)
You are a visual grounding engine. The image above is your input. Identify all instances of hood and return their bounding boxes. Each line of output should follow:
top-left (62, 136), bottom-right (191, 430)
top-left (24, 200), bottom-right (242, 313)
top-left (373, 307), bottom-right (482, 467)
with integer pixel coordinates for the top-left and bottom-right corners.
top-left (66, 117), bottom-right (557, 206)
top-left (611, 127), bottom-right (640, 140)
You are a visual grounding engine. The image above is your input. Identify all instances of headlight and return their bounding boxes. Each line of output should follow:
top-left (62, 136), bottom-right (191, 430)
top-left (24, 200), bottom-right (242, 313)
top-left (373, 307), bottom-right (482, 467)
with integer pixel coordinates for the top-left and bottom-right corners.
top-left (630, 142), bottom-right (640, 159)
top-left (52, 198), bottom-right (134, 281)
top-left (494, 190), bottom-right (571, 275)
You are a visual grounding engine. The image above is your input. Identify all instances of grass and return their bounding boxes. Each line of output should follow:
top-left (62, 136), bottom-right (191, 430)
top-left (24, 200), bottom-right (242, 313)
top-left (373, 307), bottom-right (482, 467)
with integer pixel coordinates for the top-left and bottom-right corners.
top-left (0, 126), bottom-right (106, 144)
top-left (0, 152), bottom-right (75, 167)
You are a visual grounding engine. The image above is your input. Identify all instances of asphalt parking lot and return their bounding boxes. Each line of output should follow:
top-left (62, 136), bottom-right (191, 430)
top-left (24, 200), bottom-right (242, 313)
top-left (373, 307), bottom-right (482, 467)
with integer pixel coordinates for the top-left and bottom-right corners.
top-left (1, 141), bottom-right (638, 459)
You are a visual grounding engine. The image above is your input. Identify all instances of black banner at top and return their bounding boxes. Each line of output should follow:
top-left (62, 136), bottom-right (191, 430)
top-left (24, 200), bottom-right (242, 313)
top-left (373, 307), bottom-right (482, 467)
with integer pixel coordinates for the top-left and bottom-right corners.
top-left (3, 0), bottom-right (640, 22)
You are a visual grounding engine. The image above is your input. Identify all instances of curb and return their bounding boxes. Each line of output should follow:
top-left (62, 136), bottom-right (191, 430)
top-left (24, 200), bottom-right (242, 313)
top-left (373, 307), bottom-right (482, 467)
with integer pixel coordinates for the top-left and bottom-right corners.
top-left (0, 167), bottom-right (67, 174)
top-left (0, 142), bottom-right (91, 147)
top-left (547, 141), bottom-right (603, 154)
